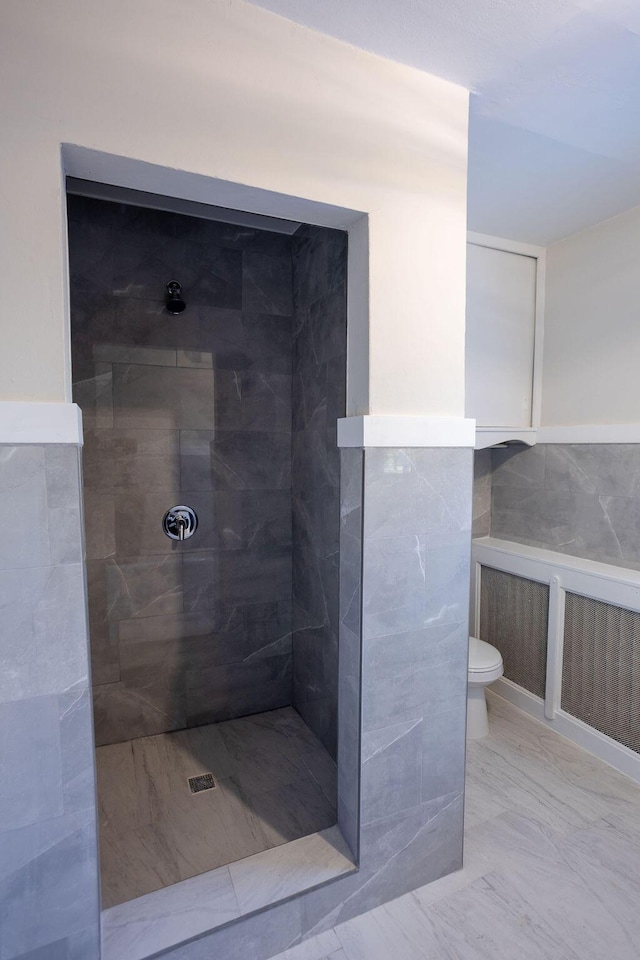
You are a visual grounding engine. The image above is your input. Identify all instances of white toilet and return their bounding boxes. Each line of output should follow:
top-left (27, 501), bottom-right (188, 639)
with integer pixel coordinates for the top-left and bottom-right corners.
top-left (467, 636), bottom-right (503, 739)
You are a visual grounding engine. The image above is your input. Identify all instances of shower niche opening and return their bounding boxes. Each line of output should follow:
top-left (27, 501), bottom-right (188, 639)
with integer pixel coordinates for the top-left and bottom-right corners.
top-left (68, 184), bottom-right (352, 910)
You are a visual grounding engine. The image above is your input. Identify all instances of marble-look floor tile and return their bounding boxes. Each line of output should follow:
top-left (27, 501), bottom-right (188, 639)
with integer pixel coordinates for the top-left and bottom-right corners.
top-left (102, 865), bottom-right (239, 960)
top-left (228, 826), bottom-right (354, 914)
top-left (96, 707), bottom-right (338, 907)
top-left (417, 872), bottom-right (582, 960)
top-left (99, 819), bottom-right (183, 908)
top-left (484, 691), bottom-right (604, 783)
top-left (332, 892), bottom-right (444, 960)
top-left (269, 691), bottom-right (640, 960)
top-left (465, 737), bottom-right (606, 837)
top-left (559, 818), bottom-right (640, 944)
top-left (248, 775), bottom-right (336, 846)
top-left (570, 766), bottom-right (640, 831)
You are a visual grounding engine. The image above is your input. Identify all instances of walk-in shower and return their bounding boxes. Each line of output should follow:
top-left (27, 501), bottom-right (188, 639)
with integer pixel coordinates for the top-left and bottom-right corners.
top-left (68, 187), bottom-right (348, 907)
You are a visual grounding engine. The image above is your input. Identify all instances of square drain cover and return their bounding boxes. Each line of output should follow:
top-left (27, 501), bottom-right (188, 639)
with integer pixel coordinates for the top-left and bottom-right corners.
top-left (188, 773), bottom-right (216, 794)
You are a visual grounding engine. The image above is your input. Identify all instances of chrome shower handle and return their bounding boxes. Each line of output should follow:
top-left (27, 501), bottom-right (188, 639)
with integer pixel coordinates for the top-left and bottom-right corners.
top-left (162, 505), bottom-right (198, 541)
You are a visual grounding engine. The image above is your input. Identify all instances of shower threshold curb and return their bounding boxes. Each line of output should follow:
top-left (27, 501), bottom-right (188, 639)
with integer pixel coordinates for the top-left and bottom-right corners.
top-left (101, 824), bottom-right (357, 960)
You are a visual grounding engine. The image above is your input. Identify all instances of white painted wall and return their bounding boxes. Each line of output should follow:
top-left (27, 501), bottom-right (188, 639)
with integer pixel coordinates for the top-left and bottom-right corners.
top-left (542, 201), bottom-right (640, 425)
top-left (465, 243), bottom-right (537, 427)
top-left (0, 0), bottom-right (469, 416)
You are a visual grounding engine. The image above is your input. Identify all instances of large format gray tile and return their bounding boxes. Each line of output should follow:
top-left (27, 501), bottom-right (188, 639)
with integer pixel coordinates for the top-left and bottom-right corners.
top-left (243, 251), bottom-right (293, 316)
top-left (210, 431), bottom-right (292, 490)
top-left (88, 620), bottom-right (120, 685)
top-left (0, 810), bottom-right (99, 960)
top-left (229, 826), bottom-right (354, 914)
top-left (0, 447), bottom-right (49, 570)
top-left (93, 675), bottom-right (186, 746)
top-left (260, 694), bottom-right (640, 960)
top-left (44, 446), bottom-right (83, 566)
top-left (82, 491), bottom-right (115, 560)
top-left (247, 775), bottom-right (336, 846)
top-left (10, 926), bottom-right (99, 960)
top-left (113, 297), bottom-right (201, 352)
top-left (486, 442), bottom-right (640, 568)
top-left (72, 363), bottom-right (113, 429)
top-left (360, 720), bottom-right (422, 825)
top-left (101, 865), bottom-right (240, 960)
top-left (58, 683), bottom-right (96, 815)
top-left (215, 370), bottom-right (292, 433)
top-left (112, 364), bottom-right (215, 431)
top-left (473, 448), bottom-right (492, 538)
top-left (362, 534), bottom-right (437, 640)
top-left (185, 653), bottom-right (292, 726)
top-left (98, 776), bottom-right (267, 905)
top-left (0, 696), bottom-right (63, 832)
top-left (363, 448), bottom-right (472, 540)
top-left (545, 444), bottom-right (640, 498)
top-left (492, 444), bottom-right (546, 490)
top-left (93, 343), bottom-right (177, 366)
top-left (275, 930), bottom-right (342, 960)
top-left (103, 555), bottom-right (183, 620)
top-left (155, 895), bottom-right (302, 960)
top-left (421, 705), bottom-right (466, 803)
top-left (362, 627), bottom-right (467, 731)
top-left (96, 708), bottom-right (339, 908)
top-left (0, 564), bottom-right (89, 703)
top-left (300, 791), bottom-right (464, 938)
top-left (82, 426), bottom-right (179, 492)
top-left (182, 547), bottom-right (291, 609)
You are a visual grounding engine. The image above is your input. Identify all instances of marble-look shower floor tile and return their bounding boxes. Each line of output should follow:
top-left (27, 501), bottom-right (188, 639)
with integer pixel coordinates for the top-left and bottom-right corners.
top-left (96, 706), bottom-right (337, 907)
top-left (268, 690), bottom-right (640, 960)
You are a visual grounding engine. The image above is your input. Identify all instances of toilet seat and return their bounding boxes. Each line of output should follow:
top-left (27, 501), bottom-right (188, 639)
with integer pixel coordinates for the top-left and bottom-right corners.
top-left (468, 636), bottom-right (502, 673)
top-left (468, 636), bottom-right (503, 684)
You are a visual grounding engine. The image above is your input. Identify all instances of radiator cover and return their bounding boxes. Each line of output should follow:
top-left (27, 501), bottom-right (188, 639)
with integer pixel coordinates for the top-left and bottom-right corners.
top-left (562, 593), bottom-right (640, 755)
top-left (479, 566), bottom-right (549, 698)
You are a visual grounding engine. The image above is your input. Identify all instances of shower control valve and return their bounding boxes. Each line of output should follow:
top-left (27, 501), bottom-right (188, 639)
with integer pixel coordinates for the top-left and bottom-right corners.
top-left (163, 505), bottom-right (198, 541)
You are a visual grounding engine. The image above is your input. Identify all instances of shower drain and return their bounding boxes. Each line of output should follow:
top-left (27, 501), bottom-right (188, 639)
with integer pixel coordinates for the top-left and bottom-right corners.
top-left (188, 773), bottom-right (216, 794)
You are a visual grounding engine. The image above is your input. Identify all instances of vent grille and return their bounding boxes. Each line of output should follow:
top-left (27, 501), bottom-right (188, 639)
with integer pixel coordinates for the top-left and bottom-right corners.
top-left (562, 593), bottom-right (640, 754)
top-left (479, 566), bottom-right (549, 697)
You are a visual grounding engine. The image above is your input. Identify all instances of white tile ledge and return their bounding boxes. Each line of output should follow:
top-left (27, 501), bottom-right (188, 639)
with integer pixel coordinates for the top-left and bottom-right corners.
top-left (337, 415), bottom-right (476, 448)
top-left (0, 402), bottom-right (83, 444)
top-left (474, 423), bottom-right (640, 448)
top-left (101, 826), bottom-right (356, 960)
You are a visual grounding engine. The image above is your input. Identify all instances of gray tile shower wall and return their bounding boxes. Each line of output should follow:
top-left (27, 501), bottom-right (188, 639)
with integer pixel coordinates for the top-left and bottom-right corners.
top-left (291, 225), bottom-right (347, 759)
top-left (0, 444), bottom-right (100, 960)
top-left (155, 445), bottom-right (472, 960)
top-left (68, 195), bottom-right (295, 744)
top-left (491, 443), bottom-right (640, 568)
top-left (337, 447), bottom-right (363, 858)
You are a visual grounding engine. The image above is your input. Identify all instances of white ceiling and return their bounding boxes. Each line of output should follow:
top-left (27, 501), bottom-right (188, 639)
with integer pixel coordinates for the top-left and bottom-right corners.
top-left (245, 0), bottom-right (640, 245)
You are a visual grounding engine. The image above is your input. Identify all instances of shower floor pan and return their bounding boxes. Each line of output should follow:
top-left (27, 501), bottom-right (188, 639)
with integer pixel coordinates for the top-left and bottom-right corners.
top-left (96, 706), bottom-right (338, 908)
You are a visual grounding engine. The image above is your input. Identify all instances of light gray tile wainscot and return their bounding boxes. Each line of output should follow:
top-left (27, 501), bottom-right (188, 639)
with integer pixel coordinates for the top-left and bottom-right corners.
top-left (153, 445), bottom-right (472, 960)
top-left (0, 444), bottom-right (100, 960)
top-left (490, 443), bottom-right (640, 568)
